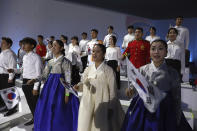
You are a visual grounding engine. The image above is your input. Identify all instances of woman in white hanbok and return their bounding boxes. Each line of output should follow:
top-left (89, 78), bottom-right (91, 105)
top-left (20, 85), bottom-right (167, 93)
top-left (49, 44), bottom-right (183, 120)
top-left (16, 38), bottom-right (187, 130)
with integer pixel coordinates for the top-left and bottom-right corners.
top-left (74, 44), bottom-right (124, 131)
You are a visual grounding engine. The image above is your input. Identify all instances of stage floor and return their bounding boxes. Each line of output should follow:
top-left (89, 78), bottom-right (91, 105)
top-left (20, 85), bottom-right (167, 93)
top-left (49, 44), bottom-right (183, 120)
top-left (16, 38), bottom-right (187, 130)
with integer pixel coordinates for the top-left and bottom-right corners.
top-left (0, 78), bottom-right (197, 131)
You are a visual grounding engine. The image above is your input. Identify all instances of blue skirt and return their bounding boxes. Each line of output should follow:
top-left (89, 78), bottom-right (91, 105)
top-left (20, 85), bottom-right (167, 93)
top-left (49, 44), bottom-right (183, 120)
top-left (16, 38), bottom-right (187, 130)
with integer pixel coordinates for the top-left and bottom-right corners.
top-left (34, 74), bottom-right (79, 131)
top-left (121, 95), bottom-right (192, 131)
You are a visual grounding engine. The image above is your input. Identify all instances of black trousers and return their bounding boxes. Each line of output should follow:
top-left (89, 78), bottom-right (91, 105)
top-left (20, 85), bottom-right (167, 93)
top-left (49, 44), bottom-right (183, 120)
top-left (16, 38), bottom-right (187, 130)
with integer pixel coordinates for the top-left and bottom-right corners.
top-left (71, 65), bottom-right (81, 85)
top-left (0, 74), bottom-right (9, 107)
top-left (106, 60), bottom-right (120, 89)
top-left (22, 79), bottom-right (39, 117)
top-left (81, 56), bottom-right (88, 72)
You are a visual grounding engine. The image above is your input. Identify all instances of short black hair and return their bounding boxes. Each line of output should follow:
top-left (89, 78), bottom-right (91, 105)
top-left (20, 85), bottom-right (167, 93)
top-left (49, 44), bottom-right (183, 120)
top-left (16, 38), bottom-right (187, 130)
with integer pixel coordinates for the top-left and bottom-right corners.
top-left (19, 40), bottom-right (23, 43)
top-left (94, 44), bottom-right (106, 54)
top-left (151, 39), bottom-right (168, 50)
top-left (168, 28), bottom-right (178, 35)
top-left (91, 29), bottom-right (98, 34)
top-left (135, 27), bottom-right (143, 33)
top-left (71, 36), bottom-right (79, 45)
top-left (50, 36), bottom-right (55, 39)
top-left (81, 32), bottom-right (87, 36)
top-left (60, 35), bottom-right (68, 41)
top-left (71, 36), bottom-right (79, 41)
top-left (150, 26), bottom-right (156, 32)
top-left (110, 35), bottom-right (117, 45)
top-left (37, 35), bottom-right (44, 40)
top-left (2, 37), bottom-right (13, 46)
top-left (22, 37), bottom-right (37, 48)
top-left (176, 16), bottom-right (184, 20)
top-left (127, 25), bottom-right (134, 29)
top-left (108, 25), bottom-right (114, 30)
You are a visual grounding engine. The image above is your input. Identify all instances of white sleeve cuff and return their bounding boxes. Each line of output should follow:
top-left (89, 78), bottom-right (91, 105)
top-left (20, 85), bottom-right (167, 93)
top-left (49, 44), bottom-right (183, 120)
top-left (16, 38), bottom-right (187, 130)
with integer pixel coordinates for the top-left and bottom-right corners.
top-left (8, 73), bottom-right (14, 80)
top-left (33, 82), bottom-right (40, 90)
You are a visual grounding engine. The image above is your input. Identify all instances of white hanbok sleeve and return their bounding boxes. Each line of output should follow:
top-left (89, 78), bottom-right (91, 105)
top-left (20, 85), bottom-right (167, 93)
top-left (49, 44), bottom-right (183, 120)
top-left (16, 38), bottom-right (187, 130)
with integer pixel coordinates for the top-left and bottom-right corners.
top-left (107, 67), bottom-right (117, 108)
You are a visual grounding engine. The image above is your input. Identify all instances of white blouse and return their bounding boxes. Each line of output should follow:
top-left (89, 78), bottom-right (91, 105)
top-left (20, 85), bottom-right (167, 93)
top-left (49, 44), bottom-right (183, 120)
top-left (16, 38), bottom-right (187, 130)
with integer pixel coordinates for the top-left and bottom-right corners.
top-left (174, 25), bottom-right (189, 49)
top-left (105, 47), bottom-right (122, 65)
top-left (103, 33), bottom-right (115, 47)
top-left (166, 41), bottom-right (182, 61)
top-left (145, 35), bottom-right (160, 44)
top-left (122, 33), bottom-right (135, 49)
top-left (66, 44), bottom-right (81, 65)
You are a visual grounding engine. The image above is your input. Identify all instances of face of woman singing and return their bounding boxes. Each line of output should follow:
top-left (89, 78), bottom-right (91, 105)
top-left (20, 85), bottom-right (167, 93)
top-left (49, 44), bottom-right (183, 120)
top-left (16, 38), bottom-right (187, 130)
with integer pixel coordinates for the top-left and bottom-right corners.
top-left (168, 29), bottom-right (177, 42)
top-left (52, 41), bottom-right (63, 56)
top-left (150, 42), bottom-right (167, 65)
top-left (92, 45), bottom-right (105, 63)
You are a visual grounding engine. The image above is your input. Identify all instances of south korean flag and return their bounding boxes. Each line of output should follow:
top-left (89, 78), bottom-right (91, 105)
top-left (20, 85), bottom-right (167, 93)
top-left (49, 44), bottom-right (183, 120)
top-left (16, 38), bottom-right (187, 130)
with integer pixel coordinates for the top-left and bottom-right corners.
top-left (126, 58), bottom-right (166, 113)
top-left (0, 87), bottom-right (21, 110)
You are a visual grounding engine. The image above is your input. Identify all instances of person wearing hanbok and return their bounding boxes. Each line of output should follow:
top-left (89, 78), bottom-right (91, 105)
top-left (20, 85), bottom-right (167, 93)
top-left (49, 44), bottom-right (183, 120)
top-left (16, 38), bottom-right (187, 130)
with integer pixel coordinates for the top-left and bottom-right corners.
top-left (122, 39), bottom-right (192, 131)
top-left (74, 44), bottom-right (124, 131)
top-left (105, 35), bottom-right (122, 89)
top-left (34, 40), bottom-right (79, 131)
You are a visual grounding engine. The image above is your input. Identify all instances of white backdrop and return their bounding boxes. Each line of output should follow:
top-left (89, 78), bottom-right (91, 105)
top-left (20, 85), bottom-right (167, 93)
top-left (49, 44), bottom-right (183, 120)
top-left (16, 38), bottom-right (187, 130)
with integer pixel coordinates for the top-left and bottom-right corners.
top-left (0, 0), bottom-right (150, 53)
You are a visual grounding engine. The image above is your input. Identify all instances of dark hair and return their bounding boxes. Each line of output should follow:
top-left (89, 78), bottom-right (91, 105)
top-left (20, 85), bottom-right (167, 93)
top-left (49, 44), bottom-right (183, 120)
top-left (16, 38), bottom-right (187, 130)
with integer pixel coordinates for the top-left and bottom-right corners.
top-left (37, 35), bottom-right (44, 40)
top-left (167, 28), bottom-right (178, 35)
top-left (127, 25), bottom-right (134, 29)
top-left (176, 16), bottom-right (183, 20)
top-left (60, 35), bottom-right (68, 41)
top-left (55, 40), bottom-right (65, 56)
top-left (108, 25), bottom-right (114, 30)
top-left (48, 41), bottom-right (53, 45)
top-left (71, 36), bottom-right (79, 46)
top-left (94, 44), bottom-right (106, 55)
top-left (50, 36), bottom-right (55, 39)
top-left (22, 37), bottom-right (37, 48)
top-left (135, 27), bottom-right (143, 33)
top-left (91, 29), bottom-right (98, 34)
top-left (110, 35), bottom-right (117, 45)
top-left (19, 40), bottom-right (23, 43)
top-left (151, 39), bottom-right (168, 50)
top-left (150, 26), bottom-right (156, 32)
top-left (2, 37), bottom-right (13, 46)
top-left (81, 32), bottom-right (87, 36)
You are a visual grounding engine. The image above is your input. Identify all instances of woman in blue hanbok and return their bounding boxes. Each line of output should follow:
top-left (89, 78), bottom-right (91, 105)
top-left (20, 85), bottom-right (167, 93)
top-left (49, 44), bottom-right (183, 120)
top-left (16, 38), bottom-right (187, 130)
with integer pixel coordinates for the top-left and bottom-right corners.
top-left (122, 39), bottom-right (192, 131)
top-left (34, 40), bottom-right (79, 131)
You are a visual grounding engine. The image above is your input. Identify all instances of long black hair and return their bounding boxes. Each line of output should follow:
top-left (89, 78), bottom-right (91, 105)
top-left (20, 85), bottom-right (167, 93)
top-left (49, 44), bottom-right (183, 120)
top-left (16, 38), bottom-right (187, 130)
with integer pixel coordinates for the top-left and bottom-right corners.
top-left (55, 40), bottom-right (65, 56)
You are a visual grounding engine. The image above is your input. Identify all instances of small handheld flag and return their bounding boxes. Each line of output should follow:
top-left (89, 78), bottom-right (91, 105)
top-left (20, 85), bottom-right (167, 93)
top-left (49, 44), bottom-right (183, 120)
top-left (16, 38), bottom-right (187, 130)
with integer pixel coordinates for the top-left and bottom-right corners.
top-left (60, 78), bottom-right (79, 98)
top-left (126, 58), bottom-right (166, 112)
top-left (0, 87), bottom-right (21, 110)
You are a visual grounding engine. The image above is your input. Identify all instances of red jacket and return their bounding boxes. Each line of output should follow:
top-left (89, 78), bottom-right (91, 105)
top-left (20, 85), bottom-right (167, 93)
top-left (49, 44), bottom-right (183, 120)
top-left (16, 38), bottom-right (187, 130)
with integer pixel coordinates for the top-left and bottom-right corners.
top-left (123, 40), bottom-right (150, 68)
top-left (36, 44), bottom-right (47, 57)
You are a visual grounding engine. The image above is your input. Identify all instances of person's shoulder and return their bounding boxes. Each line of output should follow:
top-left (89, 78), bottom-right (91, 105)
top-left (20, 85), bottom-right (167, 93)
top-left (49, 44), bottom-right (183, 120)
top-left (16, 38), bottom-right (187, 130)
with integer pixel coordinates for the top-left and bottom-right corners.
top-left (140, 63), bottom-right (150, 72)
top-left (6, 49), bottom-right (16, 57)
top-left (103, 63), bottom-right (114, 72)
top-left (32, 52), bottom-right (41, 59)
top-left (143, 39), bottom-right (150, 44)
top-left (145, 35), bottom-right (150, 39)
top-left (166, 64), bottom-right (180, 78)
top-left (62, 57), bottom-right (72, 65)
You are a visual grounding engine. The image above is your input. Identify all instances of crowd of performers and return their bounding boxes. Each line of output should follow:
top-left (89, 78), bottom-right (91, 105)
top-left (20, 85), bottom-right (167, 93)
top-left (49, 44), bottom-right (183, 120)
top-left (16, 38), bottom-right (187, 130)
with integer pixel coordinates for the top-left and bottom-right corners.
top-left (0, 16), bottom-right (192, 131)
